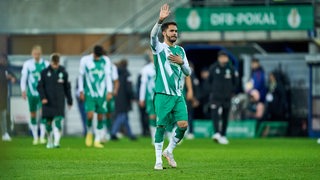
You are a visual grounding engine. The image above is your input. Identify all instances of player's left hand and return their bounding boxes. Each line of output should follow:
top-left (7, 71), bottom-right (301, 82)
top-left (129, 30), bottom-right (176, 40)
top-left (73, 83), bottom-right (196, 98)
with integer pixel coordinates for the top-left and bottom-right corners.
top-left (106, 93), bottom-right (113, 102)
top-left (168, 54), bottom-right (184, 65)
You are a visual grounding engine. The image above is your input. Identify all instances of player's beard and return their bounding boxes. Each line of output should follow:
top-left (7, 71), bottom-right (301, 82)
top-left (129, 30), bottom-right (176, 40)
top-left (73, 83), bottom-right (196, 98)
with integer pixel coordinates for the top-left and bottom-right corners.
top-left (165, 34), bottom-right (177, 43)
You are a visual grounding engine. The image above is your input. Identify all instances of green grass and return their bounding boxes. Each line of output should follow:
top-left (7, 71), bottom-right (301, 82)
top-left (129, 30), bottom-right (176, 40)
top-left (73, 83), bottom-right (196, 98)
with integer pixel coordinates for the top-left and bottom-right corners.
top-left (0, 137), bottom-right (319, 179)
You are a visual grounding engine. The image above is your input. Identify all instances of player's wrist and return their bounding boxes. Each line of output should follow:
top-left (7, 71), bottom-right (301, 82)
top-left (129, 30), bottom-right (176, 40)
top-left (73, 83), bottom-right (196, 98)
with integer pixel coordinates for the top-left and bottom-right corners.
top-left (158, 19), bottom-right (164, 24)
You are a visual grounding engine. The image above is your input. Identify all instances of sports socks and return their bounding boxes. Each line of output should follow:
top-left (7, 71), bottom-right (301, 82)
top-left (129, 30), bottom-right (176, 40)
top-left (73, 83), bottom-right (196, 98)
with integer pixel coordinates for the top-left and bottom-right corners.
top-left (30, 117), bottom-right (38, 140)
top-left (40, 118), bottom-right (46, 140)
top-left (95, 120), bottom-right (104, 142)
top-left (166, 127), bottom-right (187, 153)
top-left (87, 119), bottom-right (93, 133)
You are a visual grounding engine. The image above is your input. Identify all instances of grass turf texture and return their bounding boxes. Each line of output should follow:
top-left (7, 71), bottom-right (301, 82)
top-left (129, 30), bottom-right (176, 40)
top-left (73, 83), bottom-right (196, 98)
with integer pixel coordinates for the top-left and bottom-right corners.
top-left (0, 137), bottom-right (319, 179)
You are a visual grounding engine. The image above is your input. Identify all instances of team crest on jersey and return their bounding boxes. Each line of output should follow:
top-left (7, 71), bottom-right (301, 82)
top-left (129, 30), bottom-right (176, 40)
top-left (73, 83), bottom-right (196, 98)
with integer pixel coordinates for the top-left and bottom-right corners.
top-left (225, 69), bottom-right (231, 79)
top-left (58, 72), bottom-right (64, 83)
top-left (47, 71), bottom-right (51, 77)
top-left (216, 68), bottom-right (220, 74)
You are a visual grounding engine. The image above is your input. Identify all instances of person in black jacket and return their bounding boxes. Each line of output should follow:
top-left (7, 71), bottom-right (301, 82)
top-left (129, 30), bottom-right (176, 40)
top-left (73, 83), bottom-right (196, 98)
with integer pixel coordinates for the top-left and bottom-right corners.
top-left (208, 50), bottom-right (238, 144)
top-left (37, 53), bottom-right (72, 148)
top-left (0, 53), bottom-right (16, 141)
top-left (110, 59), bottom-right (136, 140)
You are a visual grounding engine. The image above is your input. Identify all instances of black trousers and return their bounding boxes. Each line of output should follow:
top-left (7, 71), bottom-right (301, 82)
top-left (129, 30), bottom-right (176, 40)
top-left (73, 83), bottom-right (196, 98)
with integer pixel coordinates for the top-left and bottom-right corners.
top-left (210, 100), bottom-right (231, 136)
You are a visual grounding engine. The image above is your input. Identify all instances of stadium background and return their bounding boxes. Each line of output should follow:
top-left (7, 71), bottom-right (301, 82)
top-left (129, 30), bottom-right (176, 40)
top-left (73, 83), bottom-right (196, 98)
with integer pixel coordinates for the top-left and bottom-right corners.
top-left (0, 0), bottom-right (319, 138)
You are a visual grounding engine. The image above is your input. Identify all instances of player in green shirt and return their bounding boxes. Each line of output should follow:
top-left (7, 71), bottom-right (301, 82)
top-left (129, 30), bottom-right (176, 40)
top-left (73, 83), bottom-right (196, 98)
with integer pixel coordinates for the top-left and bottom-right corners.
top-left (151, 4), bottom-right (191, 170)
top-left (78, 45), bottom-right (113, 148)
top-left (20, 45), bottom-right (49, 145)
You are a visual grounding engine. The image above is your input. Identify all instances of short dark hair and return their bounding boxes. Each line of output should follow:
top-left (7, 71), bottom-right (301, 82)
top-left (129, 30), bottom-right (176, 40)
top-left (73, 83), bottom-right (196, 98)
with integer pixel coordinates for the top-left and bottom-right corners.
top-left (161, 22), bottom-right (178, 32)
top-left (50, 53), bottom-right (60, 64)
top-left (251, 58), bottom-right (260, 63)
top-left (93, 45), bottom-right (104, 57)
top-left (217, 50), bottom-right (228, 57)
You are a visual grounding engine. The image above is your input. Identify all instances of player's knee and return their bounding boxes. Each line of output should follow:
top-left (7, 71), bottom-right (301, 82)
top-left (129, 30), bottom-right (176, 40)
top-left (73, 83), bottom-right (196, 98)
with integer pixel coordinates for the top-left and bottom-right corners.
top-left (177, 121), bottom-right (188, 129)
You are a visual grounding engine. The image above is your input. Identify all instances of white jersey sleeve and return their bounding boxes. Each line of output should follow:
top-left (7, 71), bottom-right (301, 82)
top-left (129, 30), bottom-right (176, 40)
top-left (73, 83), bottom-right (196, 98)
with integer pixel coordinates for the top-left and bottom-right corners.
top-left (139, 66), bottom-right (148, 102)
top-left (180, 48), bottom-right (191, 76)
top-left (150, 23), bottom-right (162, 54)
top-left (103, 56), bottom-right (113, 93)
top-left (20, 60), bottom-right (29, 92)
top-left (78, 56), bottom-right (86, 93)
top-left (112, 64), bottom-right (119, 81)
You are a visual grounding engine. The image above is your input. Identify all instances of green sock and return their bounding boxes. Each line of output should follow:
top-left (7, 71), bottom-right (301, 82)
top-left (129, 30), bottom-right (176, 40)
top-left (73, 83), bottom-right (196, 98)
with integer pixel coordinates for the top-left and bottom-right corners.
top-left (45, 119), bottom-right (52, 133)
top-left (106, 118), bottom-right (112, 130)
top-left (41, 118), bottom-right (46, 125)
top-left (97, 120), bottom-right (103, 130)
top-left (149, 118), bottom-right (156, 127)
top-left (87, 119), bottom-right (92, 128)
top-left (54, 116), bottom-right (63, 130)
top-left (174, 127), bottom-right (187, 140)
top-left (155, 126), bottom-right (165, 143)
top-left (31, 117), bottom-right (37, 125)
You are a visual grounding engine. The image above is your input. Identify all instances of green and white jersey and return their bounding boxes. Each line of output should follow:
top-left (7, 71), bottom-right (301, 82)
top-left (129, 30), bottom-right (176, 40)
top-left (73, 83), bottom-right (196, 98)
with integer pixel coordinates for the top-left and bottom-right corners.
top-left (78, 54), bottom-right (113, 98)
top-left (150, 23), bottom-right (191, 96)
top-left (20, 58), bottom-right (49, 96)
top-left (139, 62), bottom-right (156, 102)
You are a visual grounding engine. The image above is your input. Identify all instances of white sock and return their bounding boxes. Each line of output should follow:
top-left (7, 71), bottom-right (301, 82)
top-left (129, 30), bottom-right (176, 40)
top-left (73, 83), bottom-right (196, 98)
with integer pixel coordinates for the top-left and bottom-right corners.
top-left (94, 129), bottom-right (103, 142)
top-left (150, 126), bottom-right (156, 144)
top-left (154, 142), bottom-right (164, 164)
top-left (30, 124), bottom-right (38, 140)
top-left (87, 127), bottom-right (93, 134)
top-left (166, 132), bottom-right (179, 154)
top-left (166, 131), bottom-right (172, 141)
top-left (47, 131), bottom-right (53, 146)
top-left (40, 123), bottom-right (46, 139)
top-left (53, 127), bottom-right (61, 146)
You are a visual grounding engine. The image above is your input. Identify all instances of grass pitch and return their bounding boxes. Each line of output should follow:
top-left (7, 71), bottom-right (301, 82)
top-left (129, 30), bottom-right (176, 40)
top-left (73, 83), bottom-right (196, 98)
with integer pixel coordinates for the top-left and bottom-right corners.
top-left (0, 137), bottom-right (319, 179)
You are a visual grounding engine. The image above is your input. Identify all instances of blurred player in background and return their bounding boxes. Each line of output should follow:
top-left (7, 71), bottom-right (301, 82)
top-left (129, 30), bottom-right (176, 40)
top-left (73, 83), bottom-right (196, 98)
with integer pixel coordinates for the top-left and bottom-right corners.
top-left (78, 45), bottom-right (113, 148)
top-left (0, 53), bottom-right (16, 141)
top-left (151, 4), bottom-right (191, 170)
top-left (37, 53), bottom-right (72, 148)
top-left (20, 45), bottom-right (49, 145)
top-left (139, 50), bottom-right (156, 144)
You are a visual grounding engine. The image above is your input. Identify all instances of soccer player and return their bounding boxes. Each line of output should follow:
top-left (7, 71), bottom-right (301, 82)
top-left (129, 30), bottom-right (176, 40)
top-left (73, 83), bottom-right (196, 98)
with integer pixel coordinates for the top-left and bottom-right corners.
top-left (139, 52), bottom-right (156, 144)
top-left (20, 45), bottom-right (49, 145)
top-left (37, 53), bottom-right (73, 148)
top-left (78, 45), bottom-right (113, 148)
top-left (102, 62), bottom-right (119, 142)
top-left (150, 4), bottom-right (191, 170)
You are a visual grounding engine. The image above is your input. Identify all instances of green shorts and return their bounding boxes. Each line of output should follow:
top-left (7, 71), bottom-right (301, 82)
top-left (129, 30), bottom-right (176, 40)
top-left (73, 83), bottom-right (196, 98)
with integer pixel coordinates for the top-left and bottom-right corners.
top-left (27, 95), bottom-right (41, 112)
top-left (106, 97), bottom-right (115, 113)
top-left (85, 96), bottom-right (108, 114)
top-left (146, 99), bottom-right (155, 116)
top-left (154, 93), bottom-right (188, 126)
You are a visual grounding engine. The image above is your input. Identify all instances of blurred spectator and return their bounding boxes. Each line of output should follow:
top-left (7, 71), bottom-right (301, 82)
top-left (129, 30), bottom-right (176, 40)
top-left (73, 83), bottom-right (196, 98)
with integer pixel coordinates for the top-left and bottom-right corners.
top-left (0, 53), bottom-right (16, 141)
top-left (249, 58), bottom-right (267, 103)
top-left (208, 50), bottom-right (238, 144)
top-left (198, 67), bottom-right (211, 118)
top-left (111, 59), bottom-right (136, 140)
top-left (244, 89), bottom-right (265, 121)
top-left (265, 71), bottom-right (286, 121)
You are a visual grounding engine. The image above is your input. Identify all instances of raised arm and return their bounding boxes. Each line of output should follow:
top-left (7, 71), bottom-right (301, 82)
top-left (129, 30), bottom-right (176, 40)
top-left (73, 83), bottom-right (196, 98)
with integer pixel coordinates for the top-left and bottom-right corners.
top-left (150, 4), bottom-right (171, 51)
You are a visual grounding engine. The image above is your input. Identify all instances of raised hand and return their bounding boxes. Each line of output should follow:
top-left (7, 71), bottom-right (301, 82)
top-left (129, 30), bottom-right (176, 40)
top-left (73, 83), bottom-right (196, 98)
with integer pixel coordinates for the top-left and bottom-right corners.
top-left (159, 3), bottom-right (170, 22)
